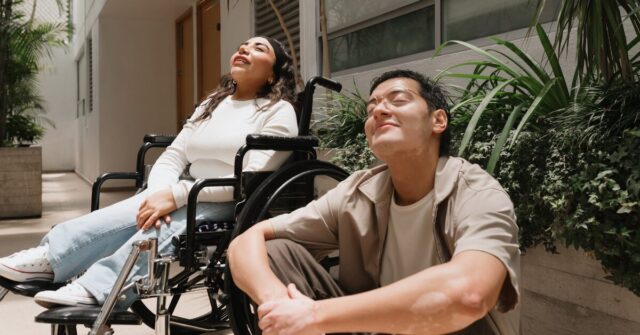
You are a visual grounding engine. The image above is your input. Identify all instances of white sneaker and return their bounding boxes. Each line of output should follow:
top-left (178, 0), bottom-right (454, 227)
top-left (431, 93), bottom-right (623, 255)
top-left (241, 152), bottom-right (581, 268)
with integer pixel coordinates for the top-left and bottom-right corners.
top-left (0, 245), bottom-right (54, 282)
top-left (34, 282), bottom-right (98, 308)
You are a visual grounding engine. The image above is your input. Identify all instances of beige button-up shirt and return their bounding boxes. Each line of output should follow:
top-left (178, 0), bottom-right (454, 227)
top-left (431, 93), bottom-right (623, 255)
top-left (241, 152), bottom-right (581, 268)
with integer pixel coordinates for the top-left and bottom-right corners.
top-left (271, 156), bottom-right (520, 334)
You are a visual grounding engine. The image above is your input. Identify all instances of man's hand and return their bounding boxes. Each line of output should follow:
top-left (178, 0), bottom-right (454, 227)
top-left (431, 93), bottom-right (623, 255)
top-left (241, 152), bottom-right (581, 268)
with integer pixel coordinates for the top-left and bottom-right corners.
top-left (257, 284), bottom-right (324, 335)
top-left (136, 189), bottom-right (177, 230)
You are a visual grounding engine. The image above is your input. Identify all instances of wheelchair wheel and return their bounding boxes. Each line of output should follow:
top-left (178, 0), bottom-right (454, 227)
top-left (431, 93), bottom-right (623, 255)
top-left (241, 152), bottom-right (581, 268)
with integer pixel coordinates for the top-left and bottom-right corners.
top-left (225, 160), bottom-right (349, 335)
top-left (129, 256), bottom-right (230, 334)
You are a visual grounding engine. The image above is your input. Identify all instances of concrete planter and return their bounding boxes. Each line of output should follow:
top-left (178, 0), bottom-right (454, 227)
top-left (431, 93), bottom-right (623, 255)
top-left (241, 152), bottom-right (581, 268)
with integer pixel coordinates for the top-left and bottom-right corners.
top-left (0, 146), bottom-right (42, 219)
top-left (522, 245), bottom-right (640, 334)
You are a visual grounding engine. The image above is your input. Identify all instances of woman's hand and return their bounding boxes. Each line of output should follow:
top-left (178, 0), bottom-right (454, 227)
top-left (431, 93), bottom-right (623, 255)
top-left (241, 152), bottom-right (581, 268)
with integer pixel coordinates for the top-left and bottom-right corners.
top-left (136, 189), bottom-right (178, 230)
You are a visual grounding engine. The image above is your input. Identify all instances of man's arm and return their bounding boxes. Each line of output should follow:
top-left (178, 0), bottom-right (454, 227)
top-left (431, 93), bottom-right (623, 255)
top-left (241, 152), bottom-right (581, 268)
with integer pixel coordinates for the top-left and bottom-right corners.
top-left (227, 220), bottom-right (289, 304)
top-left (259, 250), bottom-right (506, 335)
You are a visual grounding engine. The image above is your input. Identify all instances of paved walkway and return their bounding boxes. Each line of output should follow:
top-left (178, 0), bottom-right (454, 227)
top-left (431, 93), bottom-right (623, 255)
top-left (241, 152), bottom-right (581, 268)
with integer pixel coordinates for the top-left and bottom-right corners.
top-left (0, 173), bottom-right (231, 335)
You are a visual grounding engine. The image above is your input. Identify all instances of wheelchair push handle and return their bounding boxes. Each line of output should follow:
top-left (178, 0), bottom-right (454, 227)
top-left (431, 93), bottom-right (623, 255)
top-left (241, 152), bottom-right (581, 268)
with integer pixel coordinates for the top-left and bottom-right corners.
top-left (307, 76), bottom-right (342, 92)
top-left (299, 76), bottom-right (342, 136)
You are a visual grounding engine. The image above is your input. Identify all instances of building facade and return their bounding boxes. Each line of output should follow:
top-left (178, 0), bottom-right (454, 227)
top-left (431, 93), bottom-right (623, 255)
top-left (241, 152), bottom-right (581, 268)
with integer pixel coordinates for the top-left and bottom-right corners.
top-left (37, 0), bottom-right (568, 180)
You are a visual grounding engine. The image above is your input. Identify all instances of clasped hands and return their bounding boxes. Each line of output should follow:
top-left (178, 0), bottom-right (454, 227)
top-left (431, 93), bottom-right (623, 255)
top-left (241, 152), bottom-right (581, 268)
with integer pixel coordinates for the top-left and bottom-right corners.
top-left (136, 189), bottom-right (178, 230)
top-left (258, 283), bottom-right (325, 335)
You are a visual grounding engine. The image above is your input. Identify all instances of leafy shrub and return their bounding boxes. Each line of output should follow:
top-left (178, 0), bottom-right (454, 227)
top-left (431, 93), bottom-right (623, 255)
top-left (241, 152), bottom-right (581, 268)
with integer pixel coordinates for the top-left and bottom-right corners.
top-left (6, 112), bottom-right (45, 146)
top-left (314, 89), bottom-right (376, 173)
top-left (436, 24), bottom-right (571, 173)
top-left (455, 81), bottom-right (640, 295)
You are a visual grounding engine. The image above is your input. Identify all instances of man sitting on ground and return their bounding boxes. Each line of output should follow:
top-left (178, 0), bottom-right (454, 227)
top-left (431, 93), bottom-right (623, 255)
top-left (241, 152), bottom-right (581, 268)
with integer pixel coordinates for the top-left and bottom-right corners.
top-left (228, 69), bottom-right (520, 335)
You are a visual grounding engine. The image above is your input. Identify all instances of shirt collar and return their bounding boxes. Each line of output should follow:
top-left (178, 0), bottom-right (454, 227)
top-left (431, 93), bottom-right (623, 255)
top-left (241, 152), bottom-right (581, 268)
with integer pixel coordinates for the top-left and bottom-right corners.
top-left (358, 156), bottom-right (461, 206)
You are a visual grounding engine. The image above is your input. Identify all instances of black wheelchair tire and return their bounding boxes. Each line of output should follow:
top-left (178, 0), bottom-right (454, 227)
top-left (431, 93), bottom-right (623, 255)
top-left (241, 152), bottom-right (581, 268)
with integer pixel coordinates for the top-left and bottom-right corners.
top-left (225, 160), bottom-right (348, 335)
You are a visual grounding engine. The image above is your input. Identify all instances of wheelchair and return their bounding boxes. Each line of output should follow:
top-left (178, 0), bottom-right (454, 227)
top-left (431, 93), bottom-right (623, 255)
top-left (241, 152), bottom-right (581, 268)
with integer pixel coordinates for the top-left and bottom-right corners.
top-left (0, 76), bottom-right (349, 335)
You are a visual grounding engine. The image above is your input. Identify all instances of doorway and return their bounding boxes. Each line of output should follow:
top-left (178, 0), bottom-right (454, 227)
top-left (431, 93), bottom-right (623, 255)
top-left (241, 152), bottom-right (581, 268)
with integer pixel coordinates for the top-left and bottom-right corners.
top-left (175, 0), bottom-right (221, 131)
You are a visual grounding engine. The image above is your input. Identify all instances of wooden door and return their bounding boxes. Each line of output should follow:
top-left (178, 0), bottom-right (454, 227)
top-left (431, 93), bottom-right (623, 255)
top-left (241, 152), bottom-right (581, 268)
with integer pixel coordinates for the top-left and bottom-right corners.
top-left (198, 0), bottom-right (221, 100)
top-left (176, 9), bottom-right (194, 131)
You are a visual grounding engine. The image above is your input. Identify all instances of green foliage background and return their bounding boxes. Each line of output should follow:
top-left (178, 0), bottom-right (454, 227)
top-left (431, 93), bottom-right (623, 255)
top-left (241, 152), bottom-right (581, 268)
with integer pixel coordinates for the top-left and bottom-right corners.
top-left (315, 2), bottom-right (640, 295)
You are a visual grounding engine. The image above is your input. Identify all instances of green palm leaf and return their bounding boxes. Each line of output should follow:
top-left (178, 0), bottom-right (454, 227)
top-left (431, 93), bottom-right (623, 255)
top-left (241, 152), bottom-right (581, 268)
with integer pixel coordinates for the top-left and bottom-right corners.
top-left (458, 78), bottom-right (517, 156)
top-left (510, 78), bottom-right (558, 147)
top-left (486, 103), bottom-right (525, 174)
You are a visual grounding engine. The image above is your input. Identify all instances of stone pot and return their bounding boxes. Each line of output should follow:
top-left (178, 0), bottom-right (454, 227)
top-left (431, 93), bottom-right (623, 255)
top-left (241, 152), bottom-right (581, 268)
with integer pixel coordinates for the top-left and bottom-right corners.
top-left (0, 146), bottom-right (42, 218)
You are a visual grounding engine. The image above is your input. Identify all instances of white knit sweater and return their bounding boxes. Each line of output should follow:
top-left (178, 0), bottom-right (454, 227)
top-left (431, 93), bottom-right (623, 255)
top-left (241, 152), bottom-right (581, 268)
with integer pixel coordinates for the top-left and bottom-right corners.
top-left (147, 96), bottom-right (298, 208)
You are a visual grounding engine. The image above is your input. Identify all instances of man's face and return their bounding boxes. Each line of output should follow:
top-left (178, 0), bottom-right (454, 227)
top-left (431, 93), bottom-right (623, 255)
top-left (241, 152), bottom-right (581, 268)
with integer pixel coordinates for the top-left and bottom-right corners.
top-left (364, 78), bottom-right (445, 159)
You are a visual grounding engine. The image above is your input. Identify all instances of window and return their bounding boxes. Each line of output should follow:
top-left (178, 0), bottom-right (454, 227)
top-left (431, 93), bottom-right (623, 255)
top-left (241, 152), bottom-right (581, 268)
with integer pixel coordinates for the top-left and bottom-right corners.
top-left (322, 0), bottom-right (561, 73)
top-left (325, 0), bottom-right (420, 32)
top-left (254, 0), bottom-right (300, 70)
top-left (325, 0), bottom-right (433, 73)
top-left (329, 6), bottom-right (434, 72)
top-left (442, 0), bottom-right (561, 42)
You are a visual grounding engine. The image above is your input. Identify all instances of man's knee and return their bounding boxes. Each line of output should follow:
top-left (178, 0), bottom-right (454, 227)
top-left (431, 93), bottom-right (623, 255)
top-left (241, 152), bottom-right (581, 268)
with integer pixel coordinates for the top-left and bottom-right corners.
top-left (265, 239), bottom-right (308, 262)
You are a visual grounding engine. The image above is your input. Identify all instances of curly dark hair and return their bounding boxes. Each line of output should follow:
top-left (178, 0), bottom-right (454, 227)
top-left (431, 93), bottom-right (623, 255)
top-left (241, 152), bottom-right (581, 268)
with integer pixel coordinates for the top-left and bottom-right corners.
top-left (195, 37), bottom-right (297, 122)
top-left (370, 69), bottom-right (451, 157)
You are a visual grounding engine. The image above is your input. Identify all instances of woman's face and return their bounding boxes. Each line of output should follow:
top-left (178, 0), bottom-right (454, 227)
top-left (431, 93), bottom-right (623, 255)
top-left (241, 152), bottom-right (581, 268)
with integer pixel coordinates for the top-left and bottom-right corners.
top-left (229, 37), bottom-right (277, 88)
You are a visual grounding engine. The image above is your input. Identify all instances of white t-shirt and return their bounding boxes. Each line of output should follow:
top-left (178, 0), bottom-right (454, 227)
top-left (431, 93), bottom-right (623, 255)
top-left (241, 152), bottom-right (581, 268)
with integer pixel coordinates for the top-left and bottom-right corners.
top-left (379, 189), bottom-right (436, 286)
top-left (147, 96), bottom-right (298, 208)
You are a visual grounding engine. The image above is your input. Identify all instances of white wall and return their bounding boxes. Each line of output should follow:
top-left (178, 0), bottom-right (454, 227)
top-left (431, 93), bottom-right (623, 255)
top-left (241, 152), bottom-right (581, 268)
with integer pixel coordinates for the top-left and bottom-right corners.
top-left (82, 27), bottom-right (101, 182)
top-left (50, 0), bottom-right (191, 182)
top-left (97, 16), bottom-right (178, 176)
top-left (38, 47), bottom-right (77, 171)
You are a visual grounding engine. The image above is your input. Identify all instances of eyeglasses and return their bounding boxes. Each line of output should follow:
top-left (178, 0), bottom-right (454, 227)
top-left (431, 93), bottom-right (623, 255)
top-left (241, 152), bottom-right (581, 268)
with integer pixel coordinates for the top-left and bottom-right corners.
top-left (365, 87), bottom-right (421, 117)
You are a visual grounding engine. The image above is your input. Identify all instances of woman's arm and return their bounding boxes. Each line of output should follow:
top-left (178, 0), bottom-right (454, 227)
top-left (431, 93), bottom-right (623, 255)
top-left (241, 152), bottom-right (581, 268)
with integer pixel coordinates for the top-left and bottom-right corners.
top-left (172, 100), bottom-right (298, 207)
top-left (146, 105), bottom-right (204, 191)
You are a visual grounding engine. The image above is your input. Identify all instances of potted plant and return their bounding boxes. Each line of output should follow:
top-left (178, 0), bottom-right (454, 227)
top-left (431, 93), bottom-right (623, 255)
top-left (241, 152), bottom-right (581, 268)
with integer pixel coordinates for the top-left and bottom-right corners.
top-left (0, 0), bottom-right (66, 218)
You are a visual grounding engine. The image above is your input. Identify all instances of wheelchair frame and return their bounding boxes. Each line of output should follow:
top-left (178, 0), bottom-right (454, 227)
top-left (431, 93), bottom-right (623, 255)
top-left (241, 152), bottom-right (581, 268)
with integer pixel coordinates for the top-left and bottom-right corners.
top-left (10, 76), bottom-right (348, 335)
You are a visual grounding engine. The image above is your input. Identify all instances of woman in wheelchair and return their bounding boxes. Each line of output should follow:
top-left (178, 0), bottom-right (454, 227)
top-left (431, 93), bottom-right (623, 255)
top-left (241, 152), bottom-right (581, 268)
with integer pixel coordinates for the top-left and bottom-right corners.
top-left (0, 36), bottom-right (298, 310)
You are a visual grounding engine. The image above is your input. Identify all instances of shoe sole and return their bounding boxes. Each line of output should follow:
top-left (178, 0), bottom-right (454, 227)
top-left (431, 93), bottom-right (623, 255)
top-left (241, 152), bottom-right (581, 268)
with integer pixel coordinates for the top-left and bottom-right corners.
top-left (34, 292), bottom-right (97, 309)
top-left (34, 299), bottom-right (98, 309)
top-left (0, 263), bottom-right (54, 282)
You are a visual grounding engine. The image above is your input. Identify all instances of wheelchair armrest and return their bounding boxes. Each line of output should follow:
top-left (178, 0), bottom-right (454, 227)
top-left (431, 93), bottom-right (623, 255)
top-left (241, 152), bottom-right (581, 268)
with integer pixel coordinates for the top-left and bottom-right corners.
top-left (184, 177), bottom-right (239, 270)
top-left (91, 172), bottom-right (140, 211)
top-left (143, 134), bottom-right (176, 145)
top-left (234, 135), bottom-right (319, 179)
top-left (244, 134), bottom-right (319, 151)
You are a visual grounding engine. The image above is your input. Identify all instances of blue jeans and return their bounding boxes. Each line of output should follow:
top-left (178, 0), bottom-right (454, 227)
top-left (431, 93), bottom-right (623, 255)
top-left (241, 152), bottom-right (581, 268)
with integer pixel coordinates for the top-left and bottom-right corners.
top-left (41, 189), bottom-right (235, 308)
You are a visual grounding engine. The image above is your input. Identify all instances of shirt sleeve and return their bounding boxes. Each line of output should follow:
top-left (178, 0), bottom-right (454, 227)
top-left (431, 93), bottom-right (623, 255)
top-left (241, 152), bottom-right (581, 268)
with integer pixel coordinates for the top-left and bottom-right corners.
top-left (146, 104), bottom-right (205, 192)
top-left (243, 100), bottom-right (299, 172)
top-left (452, 189), bottom-right (520, 313)
top-left (165, 100), bottom-right (299, 208)
top-left (269, 172), bottom-right (360, 261)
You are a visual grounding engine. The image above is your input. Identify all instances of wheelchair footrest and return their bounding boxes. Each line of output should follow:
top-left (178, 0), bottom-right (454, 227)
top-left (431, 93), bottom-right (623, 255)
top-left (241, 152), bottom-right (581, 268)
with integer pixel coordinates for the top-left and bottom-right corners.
top-left (0, 277), bottom-right (64, 297)
top-left (35, 306), bottom-right (142, 325)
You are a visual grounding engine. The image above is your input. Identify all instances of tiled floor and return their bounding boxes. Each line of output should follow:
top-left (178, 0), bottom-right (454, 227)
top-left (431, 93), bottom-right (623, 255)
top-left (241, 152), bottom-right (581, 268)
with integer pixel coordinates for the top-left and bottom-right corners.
top-left (0, 172), bottom-right (232, 335)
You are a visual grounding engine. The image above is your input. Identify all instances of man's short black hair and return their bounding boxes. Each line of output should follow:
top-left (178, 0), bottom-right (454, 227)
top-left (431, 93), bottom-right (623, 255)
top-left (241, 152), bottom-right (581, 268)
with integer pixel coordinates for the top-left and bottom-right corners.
top-left (370, 69), bottom-right (451, 157)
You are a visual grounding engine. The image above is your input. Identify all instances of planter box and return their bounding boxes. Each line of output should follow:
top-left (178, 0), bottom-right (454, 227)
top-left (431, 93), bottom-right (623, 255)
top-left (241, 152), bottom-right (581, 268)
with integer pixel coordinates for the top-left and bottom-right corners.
top-left (0, 146), bottom-right (42, 219)
top-left (522, 245), bottom-right (640, 334)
